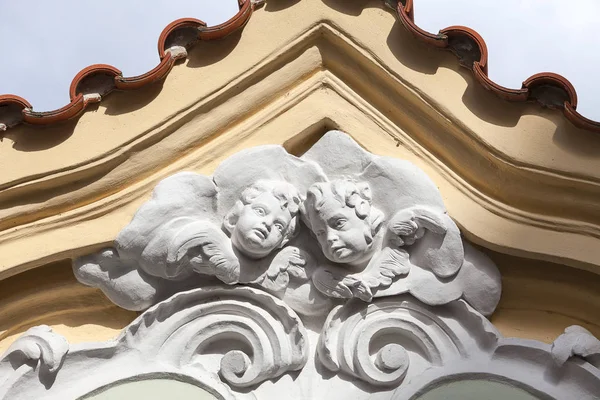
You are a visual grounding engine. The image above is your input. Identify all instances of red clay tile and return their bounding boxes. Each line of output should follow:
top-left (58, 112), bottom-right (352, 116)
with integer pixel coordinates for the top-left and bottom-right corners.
top-left (0, 0), bottom-right (256, 130)
top-left (396, 0), bottom-right (600, 133)
top-left (2, 0), bottom-right (598, 134)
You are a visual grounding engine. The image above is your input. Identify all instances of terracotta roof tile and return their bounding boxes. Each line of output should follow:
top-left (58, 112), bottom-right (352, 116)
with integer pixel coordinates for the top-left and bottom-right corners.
top-left (0, 0), bottom-right (256, 131)
top-left (1, 0), bottom-right (599, 133)
top-left (396, 0), bottom-right (600, 133)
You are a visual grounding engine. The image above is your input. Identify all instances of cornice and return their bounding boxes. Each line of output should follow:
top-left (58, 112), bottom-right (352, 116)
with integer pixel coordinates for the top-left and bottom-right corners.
top-left (1, 0), bottom-right (599, 134)
top-left (1, 2), bottom-right (600, 277)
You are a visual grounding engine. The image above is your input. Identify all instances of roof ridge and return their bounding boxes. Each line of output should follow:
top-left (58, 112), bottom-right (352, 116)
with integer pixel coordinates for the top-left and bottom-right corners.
top-left (1, 0), bottom-right (598, 133)
top-left (0, 0), bottom-right (257, 132)
top-left (395, 0), bottom-right (600, 133)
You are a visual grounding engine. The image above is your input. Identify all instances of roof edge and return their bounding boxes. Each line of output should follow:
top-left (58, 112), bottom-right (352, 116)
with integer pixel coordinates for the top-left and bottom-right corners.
top-left (1, 0), bottom-right (598, 134)
top-left (396, 0), bottom-right (600, 133)
top-left (0, 0), bottom-right (257, 131)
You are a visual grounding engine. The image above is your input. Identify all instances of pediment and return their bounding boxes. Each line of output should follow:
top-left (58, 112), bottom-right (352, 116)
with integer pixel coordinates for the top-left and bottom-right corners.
top-left (1, 131), bottom-right (600, 400)
top-left (1, 3), bottom-right (600, 278)
top-left (2, 0), bottom-right (600, 390)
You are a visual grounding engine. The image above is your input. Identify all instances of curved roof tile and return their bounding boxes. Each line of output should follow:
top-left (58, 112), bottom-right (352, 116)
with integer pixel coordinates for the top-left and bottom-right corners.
top-left (396, 0), bottom-right (600, 133)
top-left (0, 0), bottom-right (256, 131)
top-left (1, 0), bottom-right (599, 133)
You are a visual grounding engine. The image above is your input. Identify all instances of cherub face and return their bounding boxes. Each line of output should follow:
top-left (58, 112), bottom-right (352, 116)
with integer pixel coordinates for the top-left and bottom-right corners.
top-left (231, 192), bottom-right (293, 259)
top-left (308, 197), bottom-right (374, 266)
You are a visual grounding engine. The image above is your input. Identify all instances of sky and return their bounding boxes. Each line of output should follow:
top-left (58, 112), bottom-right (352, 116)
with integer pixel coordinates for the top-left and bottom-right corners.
top-left (0, 0), bottom-right (598, 121)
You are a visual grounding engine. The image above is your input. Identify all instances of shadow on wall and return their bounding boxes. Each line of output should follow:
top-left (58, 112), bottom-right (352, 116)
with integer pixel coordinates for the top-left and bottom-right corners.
top-left (321, 0), bottom-right (600, 147)
top-left (321, 0), bottom-right (383, 16)
top-left (3, 118), bottom-right (80, 152)
top-left (264, 0), bottom-right (301, 12)
top-left (4, 29), bottom-right (245, 150)
top-left (0, 259), bottom-right (137, 354)
top-left (552, 116), bottom-right (600, 157)
top-left (321, 0), bottom-right (527, 128)
top-left (386, 20), bottom-right (443, 76)
top-left (187, 30), bottom-right (243, 69)
top-left (103, 81), bottom-right (166, 117)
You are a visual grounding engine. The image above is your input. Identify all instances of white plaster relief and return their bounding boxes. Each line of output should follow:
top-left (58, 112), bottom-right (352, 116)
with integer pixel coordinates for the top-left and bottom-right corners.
top-left (2, 131), bottom-right (599, 399)
top-left (0, 286), bottom-right (307, 400)
top-left (551, 325), bottom-right (600, 368)
top-left (317, 296), bottom-right (499, 388)
top-left (73, 131), bottom-right (501, 318)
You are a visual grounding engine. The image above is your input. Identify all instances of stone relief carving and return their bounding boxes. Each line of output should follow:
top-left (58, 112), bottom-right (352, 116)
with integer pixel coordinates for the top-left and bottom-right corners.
top-left (299, 132), bottom-right (501, 316)
top-left (0, 286), bottom-right (306, 400)
top-left (2, 131), bottom-right (599, 399)
top-left (74, 145), bottom-right (331, 316)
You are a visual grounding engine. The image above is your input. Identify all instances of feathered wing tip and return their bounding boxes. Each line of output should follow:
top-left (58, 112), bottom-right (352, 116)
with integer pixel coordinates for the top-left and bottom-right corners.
top-left (167, 220), bottom-right (240, 285)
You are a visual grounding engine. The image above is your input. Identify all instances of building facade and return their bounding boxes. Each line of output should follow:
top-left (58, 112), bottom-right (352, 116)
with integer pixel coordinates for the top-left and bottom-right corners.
top-left (1, 1), bottom-right (599, 399)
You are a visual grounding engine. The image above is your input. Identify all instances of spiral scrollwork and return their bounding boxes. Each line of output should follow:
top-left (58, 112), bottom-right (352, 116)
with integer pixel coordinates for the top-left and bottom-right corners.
top-left (0, 326), bottom-right (69, 397)
top-left (317, 296), bottom-right (492, 388)
top-left (119, 286), bottom-right (308, 388)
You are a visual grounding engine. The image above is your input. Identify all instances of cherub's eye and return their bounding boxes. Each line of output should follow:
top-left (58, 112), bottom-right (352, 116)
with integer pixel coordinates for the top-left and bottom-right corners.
top-left (275, 222), bottom-right (285, 232)
top-left (254, 207), bottom-right (266, 216)
top-left (316, 230), bottom-right (326, 237)
top-left (334, 218), bottom-right (347, 229)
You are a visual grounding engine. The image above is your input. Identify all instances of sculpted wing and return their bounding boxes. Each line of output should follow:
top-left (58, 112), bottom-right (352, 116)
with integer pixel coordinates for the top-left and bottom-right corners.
top-left (168, 220), bottom-right (240, 285)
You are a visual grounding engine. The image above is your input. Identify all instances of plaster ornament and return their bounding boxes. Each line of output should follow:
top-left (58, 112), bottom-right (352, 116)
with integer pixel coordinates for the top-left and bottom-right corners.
top-left (0, 286), bottom-right (307, 400)
top-left (49, 131), bottom-right (600, 398)
top-left (4, 290), bottom-right (600, 399)
top-left (317, 295), bottom-right (499, 388)
top-left (0, 325), bottom-right (68, 397)
top-left (300, 131), bottom-right (500, 316)
top-left (74, 145), bottom-right (331, 315)
top-left (551, 325), bottom-right (600, 368)
top-left (74, 131), bottom-right (500, 317)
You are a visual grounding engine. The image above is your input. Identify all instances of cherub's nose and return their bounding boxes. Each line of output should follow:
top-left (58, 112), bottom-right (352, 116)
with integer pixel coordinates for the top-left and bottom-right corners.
top-left (262, 216), bottom-right (273, 230)
top-left (326, 229), bottom-right (338, 244)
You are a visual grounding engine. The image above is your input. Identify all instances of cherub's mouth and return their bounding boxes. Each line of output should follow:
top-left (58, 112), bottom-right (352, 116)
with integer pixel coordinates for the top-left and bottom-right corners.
top-left (331, 246), bottom-right (348, 258)
top-left (253, 227), bottom-right (268, 240)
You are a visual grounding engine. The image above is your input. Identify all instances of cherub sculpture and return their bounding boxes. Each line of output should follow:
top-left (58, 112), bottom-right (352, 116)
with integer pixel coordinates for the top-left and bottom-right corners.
top-left (302, 179), bottom-right (447, 301)
top-left (74, 145), bottom-right (330, 314)
top-left (150, 178), bottom-right (305, 288)
top-left (298, 131), bottom-right (501, 316)
top-left (74, 131), bottom-right (501, 318)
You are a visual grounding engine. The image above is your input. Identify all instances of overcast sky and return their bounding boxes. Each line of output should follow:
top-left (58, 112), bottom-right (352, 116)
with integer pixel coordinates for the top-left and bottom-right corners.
top-left (1, 0), bottom-right (598, 121)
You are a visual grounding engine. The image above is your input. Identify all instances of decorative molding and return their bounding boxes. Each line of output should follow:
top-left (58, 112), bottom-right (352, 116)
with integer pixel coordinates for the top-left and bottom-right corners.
top-left (2, 292), bottom-right (599, 399)
top-left (2, 12), bottom-right (600, 278)
top-left (2, 133), bottom-right (600, 399)
top-left (551, 325), bottom-right (600, 368)
top-left (0, 286), bottom-right (307, 400)
top-left (72, 132), bottom-right (501, 318)
top-left (317, 296), bottom-right (498, 388)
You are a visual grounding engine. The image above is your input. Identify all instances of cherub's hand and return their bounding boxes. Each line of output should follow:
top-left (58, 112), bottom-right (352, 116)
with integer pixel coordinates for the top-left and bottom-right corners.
top-left (388, 207), bottom-right (447, 246)
top-left (350, 278), bottom-right (374, 302)
top-left (286, 251), bottom-right (308, 280)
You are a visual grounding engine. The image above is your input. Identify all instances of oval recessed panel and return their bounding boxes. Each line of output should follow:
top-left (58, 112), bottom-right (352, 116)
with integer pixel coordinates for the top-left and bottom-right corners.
top-left (415, 379), bottom-right (547, 400)
top-left (80, 379), bottom-right (219, 400)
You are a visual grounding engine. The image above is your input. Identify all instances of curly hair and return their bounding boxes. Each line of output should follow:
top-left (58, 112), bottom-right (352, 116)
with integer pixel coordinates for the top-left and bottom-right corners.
top-left (224, 179), bottom-right (303, 247)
